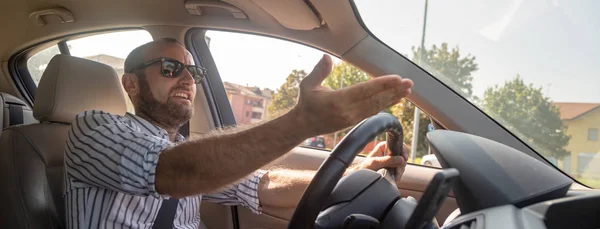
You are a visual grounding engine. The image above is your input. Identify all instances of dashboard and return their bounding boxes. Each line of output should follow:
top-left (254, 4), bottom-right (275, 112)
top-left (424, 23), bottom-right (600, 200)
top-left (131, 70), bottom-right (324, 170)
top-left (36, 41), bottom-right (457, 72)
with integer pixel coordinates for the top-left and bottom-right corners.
top-left (429, 130), bottom-right (600, 229)
top-left (443, 192), bottom-right (600, 229)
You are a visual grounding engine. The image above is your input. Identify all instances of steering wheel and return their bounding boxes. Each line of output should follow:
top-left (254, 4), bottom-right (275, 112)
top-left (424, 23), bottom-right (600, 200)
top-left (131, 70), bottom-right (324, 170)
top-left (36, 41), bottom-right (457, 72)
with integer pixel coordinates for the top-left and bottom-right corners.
top-left (288, 113), bottom-right (408, 229)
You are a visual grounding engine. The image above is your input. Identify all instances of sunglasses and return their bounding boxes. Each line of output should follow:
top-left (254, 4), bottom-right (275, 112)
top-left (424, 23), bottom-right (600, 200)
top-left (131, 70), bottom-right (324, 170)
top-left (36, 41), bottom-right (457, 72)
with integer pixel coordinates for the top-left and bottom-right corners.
top-left (127, 57), bottom-right (207, 84)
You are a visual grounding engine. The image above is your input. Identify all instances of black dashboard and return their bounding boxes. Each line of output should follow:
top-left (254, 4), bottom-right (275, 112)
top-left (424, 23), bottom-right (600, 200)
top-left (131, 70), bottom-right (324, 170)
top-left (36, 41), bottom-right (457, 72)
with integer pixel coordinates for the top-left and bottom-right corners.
top-left (429, 130), bottom-right (600, 229)
top-left (443, 192), bottom-right (600, 229)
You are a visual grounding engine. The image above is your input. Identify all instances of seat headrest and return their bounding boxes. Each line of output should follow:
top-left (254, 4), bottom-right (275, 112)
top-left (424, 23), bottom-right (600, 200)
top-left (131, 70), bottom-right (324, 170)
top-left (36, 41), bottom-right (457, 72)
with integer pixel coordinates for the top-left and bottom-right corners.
top-left (33, 55), bottom-right (127, 123)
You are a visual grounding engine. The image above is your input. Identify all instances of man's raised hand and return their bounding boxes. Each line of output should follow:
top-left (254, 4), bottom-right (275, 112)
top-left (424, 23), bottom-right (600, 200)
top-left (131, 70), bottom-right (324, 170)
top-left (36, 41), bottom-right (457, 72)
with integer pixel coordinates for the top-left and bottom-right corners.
top-left (292, 54), bottom-right (413, 136)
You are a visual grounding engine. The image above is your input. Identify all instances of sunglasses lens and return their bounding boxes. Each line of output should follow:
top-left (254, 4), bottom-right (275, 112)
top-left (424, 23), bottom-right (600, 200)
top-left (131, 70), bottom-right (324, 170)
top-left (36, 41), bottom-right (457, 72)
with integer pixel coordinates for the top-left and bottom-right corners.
top-left (161, 60), bottom-right (182, 78)
top-left (187, 66), bottom-right (206, 84)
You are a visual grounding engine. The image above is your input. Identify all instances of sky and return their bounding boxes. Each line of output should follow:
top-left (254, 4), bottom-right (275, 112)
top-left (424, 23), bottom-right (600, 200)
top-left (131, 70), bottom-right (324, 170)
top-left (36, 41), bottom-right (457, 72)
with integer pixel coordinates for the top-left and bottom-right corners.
top-left (353, 0), bottom-right (600, 103)
top-left (64, 0), bottom-right (599, 103)
top-left (68, 30), bottom-right (153, 60)
top-left (205, 30), bottom-right (336, 89)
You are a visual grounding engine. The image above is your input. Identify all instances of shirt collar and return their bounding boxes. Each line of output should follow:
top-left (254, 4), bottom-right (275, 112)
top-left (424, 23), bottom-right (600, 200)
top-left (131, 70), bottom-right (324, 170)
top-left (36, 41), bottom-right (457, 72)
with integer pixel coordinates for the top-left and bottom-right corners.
top-left (125, 112), bottom-right (186, 142)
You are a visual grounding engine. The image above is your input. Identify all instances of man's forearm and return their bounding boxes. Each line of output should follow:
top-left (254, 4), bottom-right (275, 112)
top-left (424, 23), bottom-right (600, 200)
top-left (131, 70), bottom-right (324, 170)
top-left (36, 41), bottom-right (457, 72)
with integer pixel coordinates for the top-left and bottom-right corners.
top-left (258, 166), bottom-right (361, 209)
top-left (258, 169), bottom-right (316, 208)
top-left (155, 110), bottom-right (311, 198)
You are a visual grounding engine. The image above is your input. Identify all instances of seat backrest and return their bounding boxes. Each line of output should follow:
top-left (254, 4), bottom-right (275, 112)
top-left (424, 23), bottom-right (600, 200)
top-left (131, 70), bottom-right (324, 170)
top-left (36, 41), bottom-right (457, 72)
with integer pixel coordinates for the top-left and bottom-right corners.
top-left (0, 92), bottom-right (37, 130)
top-left (0, 54), bottom-right (127, 229)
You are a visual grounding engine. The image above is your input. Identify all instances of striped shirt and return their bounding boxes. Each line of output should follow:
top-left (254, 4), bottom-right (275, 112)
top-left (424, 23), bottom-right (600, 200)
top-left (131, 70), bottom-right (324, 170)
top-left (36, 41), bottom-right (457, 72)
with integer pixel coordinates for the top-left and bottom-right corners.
top-left (64, 110), bottom-right (266, 229)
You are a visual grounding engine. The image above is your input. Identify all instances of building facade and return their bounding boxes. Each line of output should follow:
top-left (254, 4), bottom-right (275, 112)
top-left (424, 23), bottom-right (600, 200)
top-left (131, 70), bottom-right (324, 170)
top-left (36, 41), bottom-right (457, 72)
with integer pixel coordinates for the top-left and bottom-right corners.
top-left (554, 102), bottom-right (600, 178)
top-left (223, 82), bottom-right (273, 125)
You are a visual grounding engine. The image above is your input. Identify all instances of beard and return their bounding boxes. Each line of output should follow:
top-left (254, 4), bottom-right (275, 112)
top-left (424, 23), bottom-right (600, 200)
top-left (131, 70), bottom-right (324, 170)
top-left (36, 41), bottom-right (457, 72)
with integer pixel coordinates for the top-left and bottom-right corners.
top-left (135, 73), bottom-right (194, 129)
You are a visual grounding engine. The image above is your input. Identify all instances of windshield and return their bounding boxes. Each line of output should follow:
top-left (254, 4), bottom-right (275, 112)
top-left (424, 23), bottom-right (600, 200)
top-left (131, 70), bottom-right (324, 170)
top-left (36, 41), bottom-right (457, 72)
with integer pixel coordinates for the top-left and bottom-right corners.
top-left (353, 0), bottom-right (600, 188)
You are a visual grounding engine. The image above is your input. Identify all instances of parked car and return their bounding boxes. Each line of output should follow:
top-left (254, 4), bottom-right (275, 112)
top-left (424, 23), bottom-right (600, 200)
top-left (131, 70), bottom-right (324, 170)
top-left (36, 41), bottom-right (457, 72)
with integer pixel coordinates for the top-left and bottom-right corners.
top-left (421, 154), bottom-right (441, 168)
top-left (304, 136), bottom-right (326, 149)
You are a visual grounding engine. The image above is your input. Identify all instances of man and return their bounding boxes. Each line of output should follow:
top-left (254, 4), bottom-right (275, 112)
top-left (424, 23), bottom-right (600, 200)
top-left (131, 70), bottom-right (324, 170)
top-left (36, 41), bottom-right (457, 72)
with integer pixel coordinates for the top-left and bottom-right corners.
top-left (64, 38), bottom-right (413, 228)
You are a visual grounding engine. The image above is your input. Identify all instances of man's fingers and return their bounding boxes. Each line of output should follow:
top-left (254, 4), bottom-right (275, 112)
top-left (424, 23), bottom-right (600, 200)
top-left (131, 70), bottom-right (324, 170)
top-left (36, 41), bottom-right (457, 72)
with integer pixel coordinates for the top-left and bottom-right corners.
top-left (342, 77), bottom-right (413, 118)
top-left (402, 143), bottom-right (411, 160)
top-left (395, 157), bottom-right (407, 183)
top-left (372, 78), bottom-right (413, 106)
top-left (368, 156), bottom-right (404, 170)
top-left (401, 144), bottom-right (410, 162)
top-left (342, 75), bottom-right (412, 102)
top-left (350, 86), bottom-right (411, 121)
top-left (300, 54), bottom-right (333, 89)
top-left (367, 142), bottom-right (387, 157)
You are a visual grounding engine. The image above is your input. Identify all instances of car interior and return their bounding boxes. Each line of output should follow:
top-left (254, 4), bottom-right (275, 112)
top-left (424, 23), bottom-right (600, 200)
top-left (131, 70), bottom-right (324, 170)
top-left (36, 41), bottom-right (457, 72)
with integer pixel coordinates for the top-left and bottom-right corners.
top-left (0, 0), bottom-right (598, 228)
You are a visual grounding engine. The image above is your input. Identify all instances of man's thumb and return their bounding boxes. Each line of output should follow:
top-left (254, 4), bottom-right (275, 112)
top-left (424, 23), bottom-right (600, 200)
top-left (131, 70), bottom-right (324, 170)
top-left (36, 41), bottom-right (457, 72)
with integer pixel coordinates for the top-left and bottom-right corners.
top-left (301, 54), bottom-right (333, 88)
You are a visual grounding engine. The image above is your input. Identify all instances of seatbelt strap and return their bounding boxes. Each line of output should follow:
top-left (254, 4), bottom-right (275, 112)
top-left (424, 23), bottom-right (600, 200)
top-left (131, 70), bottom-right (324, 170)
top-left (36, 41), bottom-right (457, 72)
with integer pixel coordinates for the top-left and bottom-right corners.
top-left (152, 121), bottom-right (190, 228)
top-left (8, 104), bottom-right (23, 126)
top-left (153, 198), bottom-right (179, 229)
top-left (179, 121), bottom-right (190, 137)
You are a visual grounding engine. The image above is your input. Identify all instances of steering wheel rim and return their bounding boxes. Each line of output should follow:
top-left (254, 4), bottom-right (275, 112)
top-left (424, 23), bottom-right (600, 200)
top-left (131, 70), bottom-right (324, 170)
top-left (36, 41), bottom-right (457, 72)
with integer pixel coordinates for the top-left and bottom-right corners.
top-left (288, 113), bottom-right (405, 229)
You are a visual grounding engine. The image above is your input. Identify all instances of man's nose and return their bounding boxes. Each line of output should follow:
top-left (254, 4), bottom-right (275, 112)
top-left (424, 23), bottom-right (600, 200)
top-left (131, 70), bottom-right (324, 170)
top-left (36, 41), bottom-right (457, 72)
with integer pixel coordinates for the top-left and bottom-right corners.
top-left (178, 68), bottom-right (195, 85)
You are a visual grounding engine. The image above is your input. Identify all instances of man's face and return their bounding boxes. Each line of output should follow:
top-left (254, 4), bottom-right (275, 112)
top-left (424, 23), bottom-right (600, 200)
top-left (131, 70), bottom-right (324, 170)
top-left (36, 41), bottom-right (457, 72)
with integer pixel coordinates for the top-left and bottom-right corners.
top-left (133, 43), bottom-right (197, 128)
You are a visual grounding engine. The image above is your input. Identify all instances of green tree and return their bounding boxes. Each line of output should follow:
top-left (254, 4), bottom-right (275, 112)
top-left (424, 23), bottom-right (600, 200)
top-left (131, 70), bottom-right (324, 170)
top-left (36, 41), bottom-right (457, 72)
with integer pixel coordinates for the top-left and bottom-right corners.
top-left (481, 76), bottom-right (570, 159)
top-left (267, 70), bottom-right (307, 118)
top-left (322, 62), bottom-right (369, 90)
top-left (389, 43), bottom-right (480, 157)
top-left (390, 101), bottom-right (430, 157)
top-left (268, 48), bottom-right (479, 155)
top-left (412, 43), bottom-right (478, 97)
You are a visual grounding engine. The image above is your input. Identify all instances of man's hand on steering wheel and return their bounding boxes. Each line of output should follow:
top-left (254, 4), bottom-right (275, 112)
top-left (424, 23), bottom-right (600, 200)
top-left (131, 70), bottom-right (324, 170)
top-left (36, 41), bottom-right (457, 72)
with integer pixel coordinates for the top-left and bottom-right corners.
top-left (347, 142), bottom-right (410, 185)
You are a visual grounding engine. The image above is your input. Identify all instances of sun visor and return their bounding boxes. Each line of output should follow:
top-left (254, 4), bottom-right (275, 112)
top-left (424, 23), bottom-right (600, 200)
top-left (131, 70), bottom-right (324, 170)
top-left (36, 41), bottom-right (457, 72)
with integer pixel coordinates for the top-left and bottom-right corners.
top-left (252, 0), bottom-right (322, 30)
top-left (185, 0), bottom-right (249, 19)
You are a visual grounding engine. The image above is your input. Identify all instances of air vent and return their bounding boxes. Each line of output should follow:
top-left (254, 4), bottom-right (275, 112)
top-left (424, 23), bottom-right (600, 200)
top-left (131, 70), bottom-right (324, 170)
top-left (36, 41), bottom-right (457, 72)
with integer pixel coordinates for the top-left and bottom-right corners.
top-left (446, 215), bottom-right (484, 229)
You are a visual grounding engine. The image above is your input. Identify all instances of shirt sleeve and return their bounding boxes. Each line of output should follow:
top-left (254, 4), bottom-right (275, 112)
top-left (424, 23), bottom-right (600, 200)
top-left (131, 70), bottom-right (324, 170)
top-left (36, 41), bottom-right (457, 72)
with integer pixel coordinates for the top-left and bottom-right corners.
top-left (202, 170), bottom-right (268, 214)
top-left (64, 110), bottom-right (171, 198)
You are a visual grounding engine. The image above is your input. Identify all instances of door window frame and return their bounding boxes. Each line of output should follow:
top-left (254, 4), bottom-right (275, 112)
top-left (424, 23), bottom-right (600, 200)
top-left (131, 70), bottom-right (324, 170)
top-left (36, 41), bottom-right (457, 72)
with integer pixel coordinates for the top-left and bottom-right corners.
top-left (186, 28), bottom-right (352, 229)
top-left (8, 27), bottom-right (147, 107)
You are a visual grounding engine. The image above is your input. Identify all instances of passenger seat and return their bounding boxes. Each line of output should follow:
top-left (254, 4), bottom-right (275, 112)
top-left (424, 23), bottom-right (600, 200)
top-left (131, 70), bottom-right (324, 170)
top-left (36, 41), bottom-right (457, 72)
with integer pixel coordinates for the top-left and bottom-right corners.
top-left (0, 54), bottom-right (127, 229)
top-left (0, 92), bottom-right (37, 131)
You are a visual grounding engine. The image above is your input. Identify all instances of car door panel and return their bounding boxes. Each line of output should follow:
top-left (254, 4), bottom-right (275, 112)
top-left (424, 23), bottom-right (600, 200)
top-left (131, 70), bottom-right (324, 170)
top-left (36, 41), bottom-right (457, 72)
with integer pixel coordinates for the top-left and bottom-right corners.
top-left (201, 202), bottom-right (289, 229)
top-left (201, 146), bottom-right (458, 228)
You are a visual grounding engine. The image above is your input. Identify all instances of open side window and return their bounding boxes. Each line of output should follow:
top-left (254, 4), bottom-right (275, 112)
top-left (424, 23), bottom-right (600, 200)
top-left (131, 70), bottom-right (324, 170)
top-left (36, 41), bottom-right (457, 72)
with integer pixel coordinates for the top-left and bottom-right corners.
top-left (189, 29), bottom-right (439, 167)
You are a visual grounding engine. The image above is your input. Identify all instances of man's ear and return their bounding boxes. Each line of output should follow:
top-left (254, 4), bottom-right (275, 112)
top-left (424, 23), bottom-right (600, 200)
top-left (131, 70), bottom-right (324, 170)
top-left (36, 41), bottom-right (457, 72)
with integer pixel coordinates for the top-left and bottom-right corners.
top-left (122, 73), bottom-right (140, 97)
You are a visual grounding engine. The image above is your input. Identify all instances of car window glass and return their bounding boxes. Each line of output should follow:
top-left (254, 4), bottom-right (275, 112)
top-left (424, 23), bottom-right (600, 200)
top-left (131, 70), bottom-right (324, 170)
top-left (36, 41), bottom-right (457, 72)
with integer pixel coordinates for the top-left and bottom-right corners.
top-left (353, 0), bottom-right (600, 183)
top-left (68, 30), bottom-right (153, 113)
top-left (27, 45), bottom-right (60, 85)
top-left (205, 30), bottom-right (438, 167)
top-left (26, 30), bottom-right (153, 113)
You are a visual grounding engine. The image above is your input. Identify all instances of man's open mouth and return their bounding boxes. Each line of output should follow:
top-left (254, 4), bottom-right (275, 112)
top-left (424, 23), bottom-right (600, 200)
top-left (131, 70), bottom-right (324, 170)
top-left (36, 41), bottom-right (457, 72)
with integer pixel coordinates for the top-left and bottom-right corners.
top-left (173, 92), bottom-right (190, 100)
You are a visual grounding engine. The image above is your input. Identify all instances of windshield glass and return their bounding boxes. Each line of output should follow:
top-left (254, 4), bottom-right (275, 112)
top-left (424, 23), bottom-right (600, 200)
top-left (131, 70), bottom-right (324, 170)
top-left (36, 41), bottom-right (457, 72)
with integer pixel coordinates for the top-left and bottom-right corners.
top-left (353, 0), bottom-right (600, 188)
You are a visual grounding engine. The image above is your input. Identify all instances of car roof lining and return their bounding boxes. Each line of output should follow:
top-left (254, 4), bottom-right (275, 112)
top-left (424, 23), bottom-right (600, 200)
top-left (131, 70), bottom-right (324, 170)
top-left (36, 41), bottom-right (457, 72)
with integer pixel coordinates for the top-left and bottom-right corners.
top-left (0, 0), bottom-right (366, 61)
